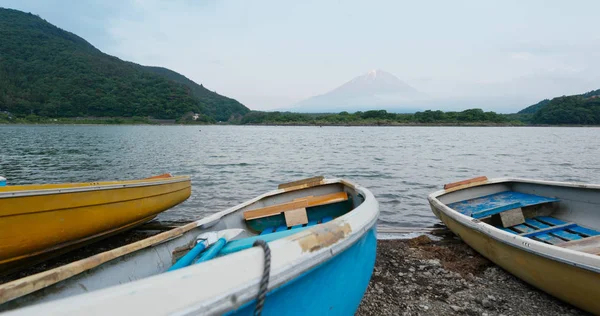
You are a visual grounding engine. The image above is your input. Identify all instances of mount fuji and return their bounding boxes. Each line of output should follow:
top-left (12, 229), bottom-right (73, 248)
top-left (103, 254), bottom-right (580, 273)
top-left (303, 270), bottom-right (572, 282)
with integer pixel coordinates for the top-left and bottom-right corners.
top-left (290, 70), bottom-right (424, 113)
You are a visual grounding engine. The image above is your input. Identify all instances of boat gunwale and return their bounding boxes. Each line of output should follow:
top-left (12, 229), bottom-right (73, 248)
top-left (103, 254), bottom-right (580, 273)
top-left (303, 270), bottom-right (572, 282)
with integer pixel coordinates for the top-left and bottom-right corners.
top-left (1, 178), bottom-right (379, 315)
top-left (428, 177), bottom-right (600, 274)
top-left (0, 176), bottom-right (191, 199)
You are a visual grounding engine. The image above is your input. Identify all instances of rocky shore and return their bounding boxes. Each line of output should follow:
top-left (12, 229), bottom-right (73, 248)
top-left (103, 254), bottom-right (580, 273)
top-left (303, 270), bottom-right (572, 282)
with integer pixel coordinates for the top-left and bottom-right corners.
top-left (357, 235), bottom-right (586, 316)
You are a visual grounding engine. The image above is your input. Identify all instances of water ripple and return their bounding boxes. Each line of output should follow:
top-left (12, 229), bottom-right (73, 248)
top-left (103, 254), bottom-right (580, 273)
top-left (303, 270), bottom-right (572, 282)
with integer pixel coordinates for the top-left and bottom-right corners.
top-left (1, 125), bottom-right (600, 227)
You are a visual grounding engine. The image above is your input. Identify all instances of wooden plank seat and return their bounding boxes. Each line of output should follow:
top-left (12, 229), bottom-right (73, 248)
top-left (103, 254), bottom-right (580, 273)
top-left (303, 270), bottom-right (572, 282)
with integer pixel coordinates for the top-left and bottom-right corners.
top-left (243, 192), bottom-right (348, 221)
top-left (557, 235), bottom-right (600, 255)
top-left (499, 216), bottom-right (600, 246)
top-left (448, 191), bottom-right (559, 218)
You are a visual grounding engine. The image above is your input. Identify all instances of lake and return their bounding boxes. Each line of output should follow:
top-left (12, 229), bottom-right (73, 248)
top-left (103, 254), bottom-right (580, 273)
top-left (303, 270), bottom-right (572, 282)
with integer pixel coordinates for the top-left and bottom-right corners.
top-left (1, 125), bottom-right (599, 228)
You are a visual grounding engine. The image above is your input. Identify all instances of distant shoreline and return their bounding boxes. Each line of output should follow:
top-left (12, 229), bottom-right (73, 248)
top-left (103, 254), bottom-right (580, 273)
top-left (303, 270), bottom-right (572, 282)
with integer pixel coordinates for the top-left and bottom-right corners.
top-left (2, 122), bottom-right (599, 127)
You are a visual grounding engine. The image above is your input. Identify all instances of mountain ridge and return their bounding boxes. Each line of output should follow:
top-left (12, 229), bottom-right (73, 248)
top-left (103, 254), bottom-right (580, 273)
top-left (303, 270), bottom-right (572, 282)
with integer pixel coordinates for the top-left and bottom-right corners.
top-left (0, 8), bottom-right (249, 121)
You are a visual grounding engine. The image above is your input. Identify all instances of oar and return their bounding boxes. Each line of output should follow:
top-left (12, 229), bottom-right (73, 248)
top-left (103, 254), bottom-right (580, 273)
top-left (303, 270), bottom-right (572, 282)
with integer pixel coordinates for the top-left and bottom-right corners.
top-left (168, 229), bottom-right (244, 272)
top-left (195, 229), bottom-right (245, 263)
top-left (195, 238), bottom-right (227, 263)
top-left (167, 235), bottom-right (214, 272)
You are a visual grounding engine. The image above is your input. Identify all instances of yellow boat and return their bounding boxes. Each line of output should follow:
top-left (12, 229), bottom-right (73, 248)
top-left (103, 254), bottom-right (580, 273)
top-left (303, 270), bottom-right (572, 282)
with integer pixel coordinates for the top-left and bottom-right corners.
top-left (0, 174), bottom-right (191, 273)
top-left (429, 176), bottom-right (600, 314)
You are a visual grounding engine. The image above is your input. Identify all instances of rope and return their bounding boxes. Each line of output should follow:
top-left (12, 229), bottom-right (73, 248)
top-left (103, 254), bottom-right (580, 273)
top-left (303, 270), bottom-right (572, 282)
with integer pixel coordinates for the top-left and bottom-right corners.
top-left (252, 239), bottom-right (271, 316)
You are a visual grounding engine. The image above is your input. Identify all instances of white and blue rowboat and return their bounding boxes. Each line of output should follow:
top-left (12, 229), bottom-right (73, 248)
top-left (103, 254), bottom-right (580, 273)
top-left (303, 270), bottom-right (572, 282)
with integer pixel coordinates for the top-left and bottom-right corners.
top-left (0, 177), bottom-right (379, 315)
top-left (429, 176), bottom-right (600, 314)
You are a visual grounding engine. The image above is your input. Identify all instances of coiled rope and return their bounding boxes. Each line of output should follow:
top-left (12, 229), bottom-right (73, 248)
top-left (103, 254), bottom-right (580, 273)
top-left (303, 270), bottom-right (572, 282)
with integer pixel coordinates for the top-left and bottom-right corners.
top-left (252, 239), bottom-right (271, 316)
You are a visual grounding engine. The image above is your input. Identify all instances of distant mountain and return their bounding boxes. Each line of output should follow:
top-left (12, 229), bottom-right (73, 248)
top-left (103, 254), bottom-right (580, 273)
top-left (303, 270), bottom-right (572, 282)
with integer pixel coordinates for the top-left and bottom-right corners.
top-left (290, 70), bottom-right (423, 113)
top-left (0, 8), bottom-right (249, 121)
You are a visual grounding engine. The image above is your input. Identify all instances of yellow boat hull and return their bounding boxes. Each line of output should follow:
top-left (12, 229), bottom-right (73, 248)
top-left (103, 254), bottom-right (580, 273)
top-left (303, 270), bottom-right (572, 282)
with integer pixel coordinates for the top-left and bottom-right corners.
top-left (0, 175), bottom-right (191, 271)
top-left (435, 208), bottom-right (600, 314)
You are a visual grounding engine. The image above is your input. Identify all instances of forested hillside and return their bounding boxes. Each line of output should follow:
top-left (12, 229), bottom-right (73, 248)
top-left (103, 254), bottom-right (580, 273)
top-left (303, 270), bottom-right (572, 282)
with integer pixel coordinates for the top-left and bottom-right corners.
top-left (515, 89), bottom-right (600, 125)
top-left (532, 91), bottom-right (600, 124)
top-left (143, 67), bottom-right (249, 121)
top-left (518, 99), bottom-right (550, 114)
top-left (0, 8), bottom-right (249, 121)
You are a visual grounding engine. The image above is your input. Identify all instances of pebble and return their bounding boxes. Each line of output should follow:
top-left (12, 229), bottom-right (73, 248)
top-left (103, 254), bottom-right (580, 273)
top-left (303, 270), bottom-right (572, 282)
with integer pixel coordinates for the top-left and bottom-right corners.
top-left (482, 298), bottom-right (492, 308)
top-left (450, 305), bottom-right (462, 312)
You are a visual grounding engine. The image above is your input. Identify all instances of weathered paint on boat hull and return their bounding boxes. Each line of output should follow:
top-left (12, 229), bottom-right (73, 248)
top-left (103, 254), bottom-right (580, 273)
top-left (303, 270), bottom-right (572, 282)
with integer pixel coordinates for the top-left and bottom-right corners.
top-left (432, 204), bottom-right (600, 314)
top-left (227, 226), bottom-right (377, 315)
top-left (0, 176), bottom-right (191, 271)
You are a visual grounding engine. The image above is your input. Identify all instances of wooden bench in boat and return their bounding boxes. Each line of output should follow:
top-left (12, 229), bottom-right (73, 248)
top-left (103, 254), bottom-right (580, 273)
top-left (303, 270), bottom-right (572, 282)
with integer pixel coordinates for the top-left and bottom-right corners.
top-left (557, 235), bottom-right (600, 255)
top-left (243, 192), bottom-right (349, 233)
top-left (260, 216), bottom-right (332, 235)
top-left (243, 192), bottom-right (348, 221)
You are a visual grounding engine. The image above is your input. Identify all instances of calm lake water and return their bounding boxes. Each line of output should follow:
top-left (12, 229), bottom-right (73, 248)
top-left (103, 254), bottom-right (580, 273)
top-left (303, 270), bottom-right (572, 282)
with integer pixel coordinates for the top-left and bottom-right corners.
top-left (1, 125), bottom-right (599, 228)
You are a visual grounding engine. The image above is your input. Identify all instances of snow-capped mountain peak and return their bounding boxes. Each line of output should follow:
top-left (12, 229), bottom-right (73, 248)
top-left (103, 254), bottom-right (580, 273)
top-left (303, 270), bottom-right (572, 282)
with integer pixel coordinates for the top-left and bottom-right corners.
top-left (290, 70), bottom-right (422, 112)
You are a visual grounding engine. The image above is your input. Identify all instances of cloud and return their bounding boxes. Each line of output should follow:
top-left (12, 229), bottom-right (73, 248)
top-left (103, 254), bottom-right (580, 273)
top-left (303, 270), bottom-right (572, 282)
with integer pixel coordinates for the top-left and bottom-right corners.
top-left (510, 52), bottom-right (535, 61)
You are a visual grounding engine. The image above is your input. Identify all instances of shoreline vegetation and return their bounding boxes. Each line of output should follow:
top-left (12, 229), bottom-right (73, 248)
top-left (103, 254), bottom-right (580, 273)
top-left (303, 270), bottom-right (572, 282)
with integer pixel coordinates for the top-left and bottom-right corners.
top-left (1, 108), bottom-right (597, 127)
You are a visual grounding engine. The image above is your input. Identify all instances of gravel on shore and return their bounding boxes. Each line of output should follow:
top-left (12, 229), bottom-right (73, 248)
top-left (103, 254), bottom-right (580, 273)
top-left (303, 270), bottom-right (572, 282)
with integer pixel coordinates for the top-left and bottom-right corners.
top-left (357, 235), bottom-right (587, 316)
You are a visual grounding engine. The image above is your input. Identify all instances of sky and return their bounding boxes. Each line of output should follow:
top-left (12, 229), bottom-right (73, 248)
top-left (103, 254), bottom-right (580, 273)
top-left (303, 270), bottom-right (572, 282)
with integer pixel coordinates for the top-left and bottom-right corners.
top-left (3, 0), bottom-right (600, 112)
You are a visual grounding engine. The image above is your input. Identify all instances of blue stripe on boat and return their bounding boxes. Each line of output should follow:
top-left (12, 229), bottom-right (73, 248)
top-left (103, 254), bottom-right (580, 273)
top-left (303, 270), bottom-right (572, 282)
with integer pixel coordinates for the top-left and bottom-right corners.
top-left (307, 219), bottom-right (318, 227)
top-left (321, 216), bottom-right (333, 223)
top-left (551, 230), bottom-right (582, 241)
top-left (511, 224), bottom-right (536, 233)
top-left (533, 233), bottom-right (564, 245)
top-left (291, 224), bottom-right (303, 229)
top-left (568, 226), bottom-right (600, 237)
top-left (260, 227), bottom-right (275, 235)
top-left (535, 216), bottom-right (567, 226)
top-left (447, 191), bottom-right (559, 217)
top-left (472, 202), bottom-right (522, 219)
top-left (275, 225), bottom-right (288, 232)
top-left (524, 218), bottom-right (550, 229)
top-left (522, 223), bottom-right (577, 238)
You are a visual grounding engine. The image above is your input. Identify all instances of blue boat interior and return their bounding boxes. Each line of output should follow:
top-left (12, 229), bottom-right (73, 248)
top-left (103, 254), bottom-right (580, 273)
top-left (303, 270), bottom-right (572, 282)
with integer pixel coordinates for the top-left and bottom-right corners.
top-left (449, 190), bottom-right (600, 246)
top-left (169, 188), bottom-right (358, 271)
